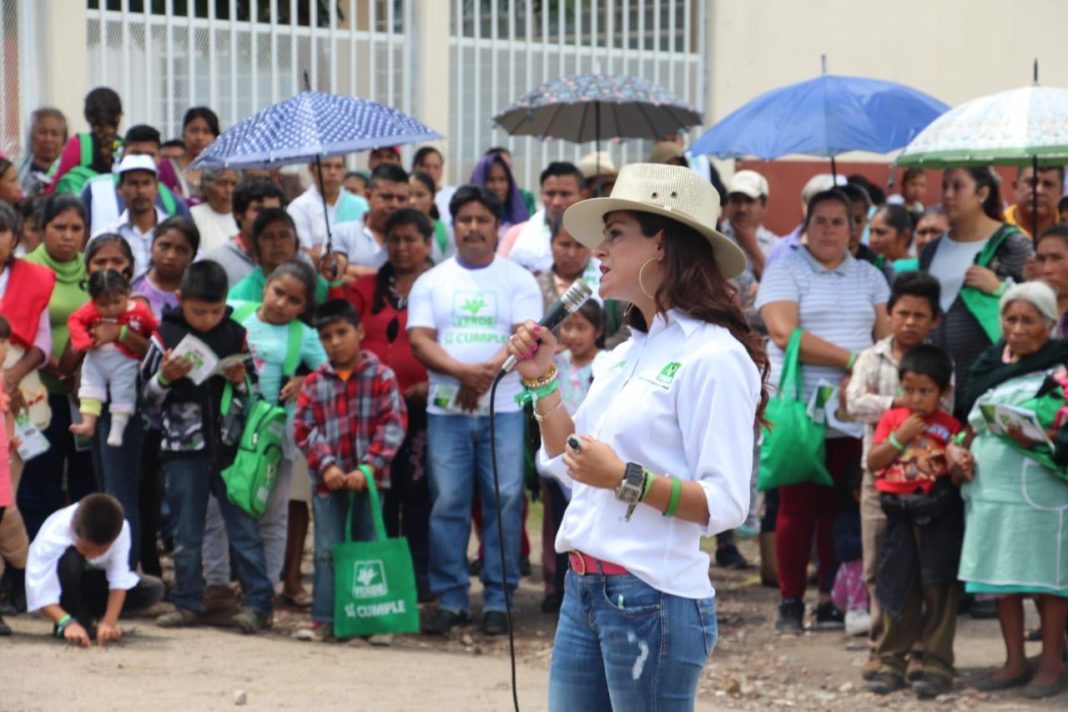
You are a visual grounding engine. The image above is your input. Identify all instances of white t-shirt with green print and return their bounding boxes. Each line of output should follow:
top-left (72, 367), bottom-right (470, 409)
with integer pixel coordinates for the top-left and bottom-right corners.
top-left (407, 256), bottom-right (543, 415)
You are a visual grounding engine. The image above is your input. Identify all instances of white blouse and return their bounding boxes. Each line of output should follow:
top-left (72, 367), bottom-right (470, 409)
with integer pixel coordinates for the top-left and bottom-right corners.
top-left (538, 309), bottom-right (761, 599)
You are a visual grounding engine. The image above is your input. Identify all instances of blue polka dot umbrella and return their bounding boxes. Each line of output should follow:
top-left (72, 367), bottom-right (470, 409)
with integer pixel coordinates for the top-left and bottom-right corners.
top-left (192, 91), bottom-right (442, 169)
top-left (191, 90), bottom-right (441, 257)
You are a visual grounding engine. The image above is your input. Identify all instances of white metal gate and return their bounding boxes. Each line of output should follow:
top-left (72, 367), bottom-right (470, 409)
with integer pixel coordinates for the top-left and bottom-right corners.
top-left (449, 0), bottom-right (707, 187)
top-left (86, 0), bottom-right (415, 144)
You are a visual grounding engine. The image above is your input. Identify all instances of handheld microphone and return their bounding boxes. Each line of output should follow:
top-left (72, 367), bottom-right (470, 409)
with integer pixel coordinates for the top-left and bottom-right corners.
top-left (500, 279), bottom-right (593, 374)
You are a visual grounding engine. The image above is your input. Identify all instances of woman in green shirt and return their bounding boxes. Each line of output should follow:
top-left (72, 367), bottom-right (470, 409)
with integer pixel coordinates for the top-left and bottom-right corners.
top-left (228, 207), bottom-right (330, 304)
top-left (869, 204), bottom-right (917, 273)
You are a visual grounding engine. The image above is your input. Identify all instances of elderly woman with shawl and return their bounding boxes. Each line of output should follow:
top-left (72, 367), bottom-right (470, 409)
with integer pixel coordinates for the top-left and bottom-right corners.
top-left (947, 281), bottom-right (1068, 700)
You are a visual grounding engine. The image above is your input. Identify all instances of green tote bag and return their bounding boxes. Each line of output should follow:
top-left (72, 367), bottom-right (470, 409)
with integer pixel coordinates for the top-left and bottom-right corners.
top-left (757, 328), bottom-right (833, 491)
top-left (333, 476), bottom-right (420, 639)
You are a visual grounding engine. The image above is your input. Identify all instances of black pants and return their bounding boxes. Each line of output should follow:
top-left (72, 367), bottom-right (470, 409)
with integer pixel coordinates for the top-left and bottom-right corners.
top-left (382, 404), bottom-right (430, 588)
top-left (57, 547), bottom-right (164, 628)
top-left (18, 394), bottom-right (96, 540)
top-left (138, 427), bottom-right (164, 576)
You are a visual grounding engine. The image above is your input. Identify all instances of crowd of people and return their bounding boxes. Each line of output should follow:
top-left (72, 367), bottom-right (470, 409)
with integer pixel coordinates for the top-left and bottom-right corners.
top-left (0, 83), bottom-right (1067, 704)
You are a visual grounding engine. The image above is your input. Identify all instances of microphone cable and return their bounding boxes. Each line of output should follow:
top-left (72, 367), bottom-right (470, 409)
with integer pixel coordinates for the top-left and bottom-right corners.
top-left (488, 370), bottom-right (521, 712)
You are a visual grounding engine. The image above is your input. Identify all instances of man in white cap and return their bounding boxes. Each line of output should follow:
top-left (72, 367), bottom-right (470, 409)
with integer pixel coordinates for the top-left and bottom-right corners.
top-left (97, 154), bottom-right (168, 276)
top-left (765, 173), bottom-right (847, 269)
top-left (720, 169), bottom-right (779, 280)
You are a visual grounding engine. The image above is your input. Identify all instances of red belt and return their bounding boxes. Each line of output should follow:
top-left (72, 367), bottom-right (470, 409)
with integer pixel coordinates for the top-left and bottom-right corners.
top-left (569, 551), bottom-right (628, 576)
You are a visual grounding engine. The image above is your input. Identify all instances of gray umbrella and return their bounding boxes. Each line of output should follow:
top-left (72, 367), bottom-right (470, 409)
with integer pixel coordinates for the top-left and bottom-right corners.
top-left (493, 73), bottom-right (702, 171)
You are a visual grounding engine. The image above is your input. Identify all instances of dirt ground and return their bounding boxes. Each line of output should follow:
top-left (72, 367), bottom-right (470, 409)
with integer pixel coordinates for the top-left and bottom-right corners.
top-left (1, 519), bottom-right (1063, 711)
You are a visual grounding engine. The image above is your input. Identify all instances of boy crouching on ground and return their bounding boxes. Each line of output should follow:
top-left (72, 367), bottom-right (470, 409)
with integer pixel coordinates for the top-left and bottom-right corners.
top-left (26, 494), bottom-right (163, 646)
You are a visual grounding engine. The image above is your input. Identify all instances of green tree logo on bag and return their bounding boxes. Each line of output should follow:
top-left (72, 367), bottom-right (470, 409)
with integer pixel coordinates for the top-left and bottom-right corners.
top-left (352, 560), bottom-right (388, 598)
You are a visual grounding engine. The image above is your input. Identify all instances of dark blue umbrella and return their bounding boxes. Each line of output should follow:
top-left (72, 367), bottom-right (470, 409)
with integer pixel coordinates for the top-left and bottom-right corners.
top-left (192, 90), bottom-right (442, 169)
top-left (691, 74), bottom-right (949, 174)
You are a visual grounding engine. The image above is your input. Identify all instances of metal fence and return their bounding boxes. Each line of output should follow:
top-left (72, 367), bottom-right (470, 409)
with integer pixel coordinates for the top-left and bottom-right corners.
top-left (0, 0), bottom-right (25, 159)
top-left (449, 0), bottom-right (707, 187)
top-left (86, 0), bottom-right (414, 146)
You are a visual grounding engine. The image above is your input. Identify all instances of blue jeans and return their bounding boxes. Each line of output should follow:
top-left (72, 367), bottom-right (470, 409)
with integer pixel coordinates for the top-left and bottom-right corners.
top-left (427, 411), bottom-right (524, 614)
top-left (91, 409), bottom-right (145, 569)
top-left (164, 456), bottom-right (273, 615)
top-left (548, 570), bottom-right (718, 712)
top-left (311, 488), bottom-right (377, 623)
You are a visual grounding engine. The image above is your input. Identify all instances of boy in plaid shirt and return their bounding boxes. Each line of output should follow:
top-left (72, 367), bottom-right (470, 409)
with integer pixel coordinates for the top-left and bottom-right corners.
top-left (294, 299), bottom-right (407, 639)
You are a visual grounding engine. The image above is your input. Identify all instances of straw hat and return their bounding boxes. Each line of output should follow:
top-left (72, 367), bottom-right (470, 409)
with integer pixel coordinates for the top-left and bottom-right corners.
top-left (577, 151), bottom-right (618, 179)
top-left (563, 163), bottom-right (746, 279)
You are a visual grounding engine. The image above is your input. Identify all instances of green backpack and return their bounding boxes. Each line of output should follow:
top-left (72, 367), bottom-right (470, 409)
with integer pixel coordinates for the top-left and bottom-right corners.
top-left (219, 303), bottom-right (304, 517)
top-left (52, 133), bottom-right (101, 196)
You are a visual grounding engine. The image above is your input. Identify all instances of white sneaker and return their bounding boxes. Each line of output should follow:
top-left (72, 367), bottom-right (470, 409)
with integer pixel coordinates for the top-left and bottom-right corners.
top-left (845, 610), bottom-right (872, 637)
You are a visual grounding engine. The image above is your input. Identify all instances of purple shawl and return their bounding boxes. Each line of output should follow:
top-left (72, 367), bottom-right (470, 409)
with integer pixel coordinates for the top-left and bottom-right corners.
top-left (468, 153), bottom-right (530, 228)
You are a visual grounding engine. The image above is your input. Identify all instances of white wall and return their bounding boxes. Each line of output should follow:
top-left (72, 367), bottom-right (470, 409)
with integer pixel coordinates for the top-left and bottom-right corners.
top-left (706, 0), bottom-right (1068, 160)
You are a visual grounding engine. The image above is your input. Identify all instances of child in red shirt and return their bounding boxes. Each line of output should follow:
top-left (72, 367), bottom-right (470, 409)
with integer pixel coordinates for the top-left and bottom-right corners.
top-left (68, 269), bottom-right (158, 447)
top-left (865, 344), bottom-right (962, 699)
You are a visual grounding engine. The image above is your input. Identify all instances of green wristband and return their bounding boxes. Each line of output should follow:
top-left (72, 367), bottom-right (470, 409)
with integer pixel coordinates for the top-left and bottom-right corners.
top-left (119, 325), bottom-right (129, 343)
top-left (663, 477), bottom-right (682, 518)
top-left (992, 281), bottom-right (1007, 297)
top-left (888, 433), bottom-right (906, 452)
top-left (640, 471), bottom-right (654, 502)
top-left (157, 372), bottom-right (172, 387)
top-left (55, 614), bottom-right (72, 638)
top-left (514, 379), bottom-right (559, 406)
top-left (846, 351), bottom-right (858, 370)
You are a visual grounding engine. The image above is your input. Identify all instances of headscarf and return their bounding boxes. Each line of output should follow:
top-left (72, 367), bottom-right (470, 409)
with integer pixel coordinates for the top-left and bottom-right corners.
top-left (961, 337), bottom-right (1068, 417)
top-left (469, 153), bottom-right (529, 227)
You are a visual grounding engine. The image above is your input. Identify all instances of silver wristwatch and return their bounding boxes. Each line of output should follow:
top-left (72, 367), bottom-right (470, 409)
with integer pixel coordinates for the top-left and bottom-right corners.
top-left (615, 462), bottom-right (645, 521)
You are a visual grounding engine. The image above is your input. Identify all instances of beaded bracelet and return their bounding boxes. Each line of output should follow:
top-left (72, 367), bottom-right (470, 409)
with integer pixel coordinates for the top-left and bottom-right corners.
top-left (521, 364), bottom-right (557, 389)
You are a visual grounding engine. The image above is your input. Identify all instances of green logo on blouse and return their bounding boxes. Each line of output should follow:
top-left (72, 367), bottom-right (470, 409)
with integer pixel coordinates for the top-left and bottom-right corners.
top-left (656, 361), bottom-right (681, 385)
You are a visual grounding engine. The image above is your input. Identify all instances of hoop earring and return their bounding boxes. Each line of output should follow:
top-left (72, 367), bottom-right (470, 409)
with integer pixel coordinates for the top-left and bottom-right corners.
top-left (637, 257), bottom-right (658, 300)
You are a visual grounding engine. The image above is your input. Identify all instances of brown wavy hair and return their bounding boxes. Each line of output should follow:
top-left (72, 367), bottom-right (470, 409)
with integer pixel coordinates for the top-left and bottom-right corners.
top-left (624, 211), bottom-right (770, 424)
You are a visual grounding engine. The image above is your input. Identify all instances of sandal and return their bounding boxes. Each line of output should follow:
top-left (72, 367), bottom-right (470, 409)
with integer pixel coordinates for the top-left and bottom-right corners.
top-left (974, 669), bottom-right (1031, 692)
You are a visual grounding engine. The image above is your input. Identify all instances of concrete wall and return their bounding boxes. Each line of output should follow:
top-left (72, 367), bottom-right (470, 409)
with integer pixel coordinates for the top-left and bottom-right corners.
top-left (707, 0), bottom-right (1068, 126)
top-left (704, 0), bottom-right (1068, 231)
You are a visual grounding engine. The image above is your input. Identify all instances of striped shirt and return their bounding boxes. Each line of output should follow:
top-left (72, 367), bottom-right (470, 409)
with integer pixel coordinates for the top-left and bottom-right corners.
top-left (294, 350), bottom-right (407, 490)
top-left (756, 247), bottom-right (889, 403)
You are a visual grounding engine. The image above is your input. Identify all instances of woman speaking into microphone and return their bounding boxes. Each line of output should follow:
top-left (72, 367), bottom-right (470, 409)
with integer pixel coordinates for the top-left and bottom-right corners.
top-left (508, 163), bottom-right (769, 711)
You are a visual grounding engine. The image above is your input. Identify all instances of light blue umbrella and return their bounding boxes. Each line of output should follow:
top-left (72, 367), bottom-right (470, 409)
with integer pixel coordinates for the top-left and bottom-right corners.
top-left (192, 90), bottom-right (441, 258)
top-left (691, 73), bottom-right (949, 175)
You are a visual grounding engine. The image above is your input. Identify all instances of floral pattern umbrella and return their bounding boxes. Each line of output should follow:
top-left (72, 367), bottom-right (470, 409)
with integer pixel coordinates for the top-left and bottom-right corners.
top-left (493, 73), bottom-right (702, 143)
top-left (896, 84), bottom-right (1068, 167)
